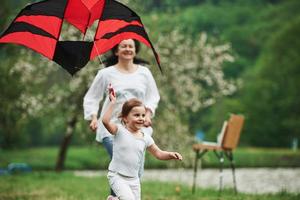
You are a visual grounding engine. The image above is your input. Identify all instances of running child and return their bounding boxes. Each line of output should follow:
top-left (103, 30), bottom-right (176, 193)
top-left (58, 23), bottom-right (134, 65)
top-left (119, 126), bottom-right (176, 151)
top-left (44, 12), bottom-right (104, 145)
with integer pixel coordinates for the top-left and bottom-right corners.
top-left (102, 87), bottom-right (182, 200)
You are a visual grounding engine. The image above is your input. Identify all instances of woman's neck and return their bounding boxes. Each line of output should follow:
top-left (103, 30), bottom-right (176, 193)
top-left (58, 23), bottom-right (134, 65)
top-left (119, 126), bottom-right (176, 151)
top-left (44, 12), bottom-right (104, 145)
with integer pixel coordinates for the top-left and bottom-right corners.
top-left (115, 60), bottom-right (137, 73)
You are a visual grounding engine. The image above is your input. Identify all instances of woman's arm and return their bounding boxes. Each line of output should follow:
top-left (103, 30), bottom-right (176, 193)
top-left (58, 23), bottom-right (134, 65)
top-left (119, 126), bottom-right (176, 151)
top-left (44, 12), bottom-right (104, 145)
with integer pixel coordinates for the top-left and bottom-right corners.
top-left (147, 144), bottom-right (182, 161)
top-left (83, 70), bottom-right (106, 122)
top-left (102, 90), bottom-right (118, 135)
top-left (144, 68), bottom-right (160, 117)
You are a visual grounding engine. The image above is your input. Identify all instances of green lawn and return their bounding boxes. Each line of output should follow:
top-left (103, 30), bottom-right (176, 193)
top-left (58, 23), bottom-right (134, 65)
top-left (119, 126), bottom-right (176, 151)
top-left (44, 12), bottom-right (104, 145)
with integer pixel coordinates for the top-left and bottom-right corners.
top-left (0, 172), bottom-right (299, 200)
top-left (0, 146), bottom-right (299, 170)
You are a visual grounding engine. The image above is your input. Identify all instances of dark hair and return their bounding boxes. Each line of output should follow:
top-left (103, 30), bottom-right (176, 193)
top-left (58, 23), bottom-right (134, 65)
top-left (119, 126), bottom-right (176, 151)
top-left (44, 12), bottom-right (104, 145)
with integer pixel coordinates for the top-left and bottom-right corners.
top-left (103, 39), bottom-right (149, 67)
top-left (119, 98), bottom-right (145, 120)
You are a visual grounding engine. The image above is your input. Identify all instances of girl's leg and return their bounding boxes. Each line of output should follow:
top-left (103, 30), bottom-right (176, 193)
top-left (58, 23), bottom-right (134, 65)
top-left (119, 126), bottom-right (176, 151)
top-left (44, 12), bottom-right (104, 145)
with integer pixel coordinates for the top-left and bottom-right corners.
top-left (108, 171), bottom-right (135, 200)
top-left (129, 178), bottom-right (141, 200)
top-left (102, 137), bottom-right (116, 197)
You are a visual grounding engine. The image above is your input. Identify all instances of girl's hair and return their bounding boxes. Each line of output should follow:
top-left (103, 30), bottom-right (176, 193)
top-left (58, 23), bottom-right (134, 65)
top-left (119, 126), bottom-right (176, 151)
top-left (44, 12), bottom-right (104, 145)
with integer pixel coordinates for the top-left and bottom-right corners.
top-left (103, 39), bottom-right (149, 67)
top-left (119, 98), bottom-right (145, 120)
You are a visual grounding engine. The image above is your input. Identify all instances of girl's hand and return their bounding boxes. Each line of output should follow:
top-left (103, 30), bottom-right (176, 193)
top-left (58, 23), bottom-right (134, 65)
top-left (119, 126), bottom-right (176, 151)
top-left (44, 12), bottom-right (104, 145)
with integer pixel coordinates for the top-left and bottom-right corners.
top-left (89, 118), bottom-right (98, 132)
top-left (169, 152), bottom-right (183, 160)
top-left (108, 84), bottom-right (116, 103)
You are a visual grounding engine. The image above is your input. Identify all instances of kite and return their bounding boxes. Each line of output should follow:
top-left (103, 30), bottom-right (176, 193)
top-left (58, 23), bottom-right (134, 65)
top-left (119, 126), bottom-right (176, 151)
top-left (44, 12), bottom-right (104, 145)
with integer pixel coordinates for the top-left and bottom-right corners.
top-left (0, 0), bottom-right (161, 75)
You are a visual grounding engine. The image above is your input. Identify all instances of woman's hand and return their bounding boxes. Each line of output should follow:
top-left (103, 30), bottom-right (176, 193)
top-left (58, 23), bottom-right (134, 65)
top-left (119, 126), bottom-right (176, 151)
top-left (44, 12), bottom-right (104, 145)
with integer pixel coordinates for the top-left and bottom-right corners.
top-left (89, 117), bottom-right (98, 132)
top-left (144, 108), bottom-right (152, 127)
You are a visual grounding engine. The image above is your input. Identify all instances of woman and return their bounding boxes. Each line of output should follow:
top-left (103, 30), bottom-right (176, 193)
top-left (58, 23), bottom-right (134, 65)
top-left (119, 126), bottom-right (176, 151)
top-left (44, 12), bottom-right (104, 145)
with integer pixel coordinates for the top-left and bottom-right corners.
top-left (83, 39), bottom-right (160, 200)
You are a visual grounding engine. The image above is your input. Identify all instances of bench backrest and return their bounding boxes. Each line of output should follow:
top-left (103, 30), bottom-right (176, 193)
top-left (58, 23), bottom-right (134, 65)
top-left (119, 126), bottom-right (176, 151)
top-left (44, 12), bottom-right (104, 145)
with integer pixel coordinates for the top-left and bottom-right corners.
top-left (221, 114), bottom-right (244, 150)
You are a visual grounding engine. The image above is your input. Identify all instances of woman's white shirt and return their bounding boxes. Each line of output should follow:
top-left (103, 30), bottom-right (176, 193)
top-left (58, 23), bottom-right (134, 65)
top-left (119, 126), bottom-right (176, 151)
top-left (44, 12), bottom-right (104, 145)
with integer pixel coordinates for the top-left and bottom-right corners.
top-left (83, 65), bottom-right (160, 142)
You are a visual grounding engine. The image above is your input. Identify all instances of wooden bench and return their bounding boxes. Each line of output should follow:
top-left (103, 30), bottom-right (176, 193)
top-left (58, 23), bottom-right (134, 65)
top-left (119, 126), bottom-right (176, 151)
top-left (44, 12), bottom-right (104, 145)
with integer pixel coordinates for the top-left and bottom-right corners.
top-left (192, 114), bottom-right (245, 194)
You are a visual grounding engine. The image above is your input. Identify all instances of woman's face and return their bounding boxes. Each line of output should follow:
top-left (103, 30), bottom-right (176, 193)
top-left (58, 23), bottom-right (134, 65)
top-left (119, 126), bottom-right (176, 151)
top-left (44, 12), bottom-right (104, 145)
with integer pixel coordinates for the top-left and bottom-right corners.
top-left (115, 39), bottom-right (136, 61)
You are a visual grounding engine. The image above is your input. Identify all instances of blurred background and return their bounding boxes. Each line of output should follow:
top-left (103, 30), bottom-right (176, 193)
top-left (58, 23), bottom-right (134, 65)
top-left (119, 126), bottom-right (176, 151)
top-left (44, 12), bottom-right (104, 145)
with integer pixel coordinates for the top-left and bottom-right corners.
top-left (0, 0), bottom-right (300, 171)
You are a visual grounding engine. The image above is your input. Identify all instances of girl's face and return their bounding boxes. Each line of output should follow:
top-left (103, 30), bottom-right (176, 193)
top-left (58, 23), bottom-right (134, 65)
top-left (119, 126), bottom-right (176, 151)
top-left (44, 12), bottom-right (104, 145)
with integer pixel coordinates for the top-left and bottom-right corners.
top-left (115, 39), bottom-right (136, 61)
top-left (123, 106), bottom-right (146, 132)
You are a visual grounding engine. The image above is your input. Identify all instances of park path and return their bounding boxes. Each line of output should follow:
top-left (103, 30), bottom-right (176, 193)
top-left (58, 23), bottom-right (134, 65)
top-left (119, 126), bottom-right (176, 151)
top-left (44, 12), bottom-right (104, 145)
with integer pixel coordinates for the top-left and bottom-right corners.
top-left (74, 168), bottom-right (300, 194)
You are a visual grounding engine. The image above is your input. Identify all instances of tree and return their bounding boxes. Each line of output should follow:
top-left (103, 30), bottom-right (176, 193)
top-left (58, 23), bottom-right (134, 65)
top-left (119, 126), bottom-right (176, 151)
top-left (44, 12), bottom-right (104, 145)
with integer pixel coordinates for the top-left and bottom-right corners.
top-left (240, 17), bottom-right (300, 147)
top-left (142, 30), bottom-right (237, 165)
top-left (3, 22), bottom-right (100, 169)
top-left (0, 0), bottom-right (35, 148)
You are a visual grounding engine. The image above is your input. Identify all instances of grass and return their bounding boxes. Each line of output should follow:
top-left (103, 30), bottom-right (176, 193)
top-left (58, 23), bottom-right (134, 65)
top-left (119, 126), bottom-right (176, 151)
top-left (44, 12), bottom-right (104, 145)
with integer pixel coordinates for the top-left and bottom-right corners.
top-left (0, 172), bottom-right (299, 200)
top-left (0, 146), bottom-right (299, 170)
top-left (201, 147), bottom-right (300, 168)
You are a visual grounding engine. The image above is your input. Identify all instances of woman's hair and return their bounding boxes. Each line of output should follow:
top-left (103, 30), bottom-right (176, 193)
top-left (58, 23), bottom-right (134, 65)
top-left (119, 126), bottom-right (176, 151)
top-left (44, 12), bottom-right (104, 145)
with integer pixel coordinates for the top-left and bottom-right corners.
top-left (103, 39), bottom-right (149, 67)
top-left (119, 98), bottom-right (145, 120)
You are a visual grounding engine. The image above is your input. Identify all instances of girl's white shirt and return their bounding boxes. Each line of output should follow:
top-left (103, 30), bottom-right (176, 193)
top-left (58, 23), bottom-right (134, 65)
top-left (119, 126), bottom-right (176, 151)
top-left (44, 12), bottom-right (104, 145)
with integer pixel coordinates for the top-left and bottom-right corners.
top-left (83, 65), bottom-right (160, 142)
top-left (108, 124), bottom-right (154, 177)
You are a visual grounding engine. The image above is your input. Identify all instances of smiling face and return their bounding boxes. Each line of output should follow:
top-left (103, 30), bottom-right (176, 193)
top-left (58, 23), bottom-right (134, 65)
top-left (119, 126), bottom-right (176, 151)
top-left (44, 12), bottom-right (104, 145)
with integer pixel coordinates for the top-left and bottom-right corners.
top-left (123, 106), bottom-right (146, 132)
top-left (115, 39), bottom-right (136, 61)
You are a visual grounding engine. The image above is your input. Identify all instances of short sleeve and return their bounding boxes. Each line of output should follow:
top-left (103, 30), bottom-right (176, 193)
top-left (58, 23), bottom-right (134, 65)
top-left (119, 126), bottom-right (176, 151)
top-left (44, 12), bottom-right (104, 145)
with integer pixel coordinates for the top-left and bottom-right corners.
top-left (115, 124), bottom-right (124, 136)
top-left (145, 134), bottom-right (155, 147)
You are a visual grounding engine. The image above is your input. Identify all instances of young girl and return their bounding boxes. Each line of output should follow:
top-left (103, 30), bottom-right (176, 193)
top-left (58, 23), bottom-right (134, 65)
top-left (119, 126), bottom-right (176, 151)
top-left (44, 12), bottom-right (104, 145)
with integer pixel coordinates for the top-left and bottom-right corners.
top-left (102, 89), bottom-right (182, 200)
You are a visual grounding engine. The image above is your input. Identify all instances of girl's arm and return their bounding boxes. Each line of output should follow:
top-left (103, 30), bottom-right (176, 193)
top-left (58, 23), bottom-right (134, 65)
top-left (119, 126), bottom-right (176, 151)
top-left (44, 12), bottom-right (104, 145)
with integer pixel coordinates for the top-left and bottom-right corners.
top-left (147, 144), bottom-right (182, 161)
top-left (102, 89), bottom-right (118, 135)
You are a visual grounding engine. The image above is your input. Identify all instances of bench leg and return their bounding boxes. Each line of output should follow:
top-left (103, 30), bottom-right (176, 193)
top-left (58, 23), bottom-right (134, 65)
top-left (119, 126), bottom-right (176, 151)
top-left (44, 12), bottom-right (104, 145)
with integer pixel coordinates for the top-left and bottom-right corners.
top-left (214, 150), bottom-right (224, 195)
top-left (192, 150), bottom-right (207, 194)
top-left (219, 151), bottom-right (224, 194)
top-left (225, 151), bottom-right (238, 194)
top-left (192, 150), bottom-right (199, 194)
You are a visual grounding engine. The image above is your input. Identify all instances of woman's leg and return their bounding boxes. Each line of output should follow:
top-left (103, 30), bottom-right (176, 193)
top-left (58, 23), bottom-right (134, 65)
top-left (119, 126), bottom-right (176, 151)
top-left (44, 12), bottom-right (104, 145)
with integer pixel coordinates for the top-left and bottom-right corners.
top-left (102, 137), bottom-right (116, 197)
top-left (102, 136), bottom-right (113, 158)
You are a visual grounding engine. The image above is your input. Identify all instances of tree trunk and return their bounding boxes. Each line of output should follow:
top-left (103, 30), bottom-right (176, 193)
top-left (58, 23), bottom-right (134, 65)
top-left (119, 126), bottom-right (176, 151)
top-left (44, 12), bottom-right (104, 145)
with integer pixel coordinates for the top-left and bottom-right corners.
top-left (55, 115), bottom-right (77, 172)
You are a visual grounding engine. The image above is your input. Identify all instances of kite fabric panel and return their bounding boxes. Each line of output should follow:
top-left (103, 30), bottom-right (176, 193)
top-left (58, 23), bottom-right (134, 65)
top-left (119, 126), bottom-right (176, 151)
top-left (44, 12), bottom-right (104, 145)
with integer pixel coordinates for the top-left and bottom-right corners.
top-left (0, 0), bottom-right (161, 75)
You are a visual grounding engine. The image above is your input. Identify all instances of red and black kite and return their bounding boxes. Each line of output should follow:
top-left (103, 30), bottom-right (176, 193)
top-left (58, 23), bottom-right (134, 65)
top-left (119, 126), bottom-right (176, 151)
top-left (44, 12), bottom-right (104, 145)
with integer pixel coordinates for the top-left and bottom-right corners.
top-left (0, 0), bottom-right (161, 75)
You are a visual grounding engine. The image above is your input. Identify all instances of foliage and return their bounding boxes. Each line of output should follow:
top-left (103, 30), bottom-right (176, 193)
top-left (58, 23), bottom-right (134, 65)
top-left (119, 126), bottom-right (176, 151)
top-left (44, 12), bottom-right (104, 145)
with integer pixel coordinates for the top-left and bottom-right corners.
top-left (0, 0), bottom-right (37, 148)
top-left (0, 0), bottom-right (30, 30)
top-left (0, 22), bottom-right (102, 148)
top-left (141, 30), bottom-right (237, 166)
top-left (145, 0), bottom-right (300, 147)
top-left (0, 53), bottom-right (28, 148)
top-left (239, 17), bottom-right (300, 147)
top-left (1, 0), bottom-right (300, 149)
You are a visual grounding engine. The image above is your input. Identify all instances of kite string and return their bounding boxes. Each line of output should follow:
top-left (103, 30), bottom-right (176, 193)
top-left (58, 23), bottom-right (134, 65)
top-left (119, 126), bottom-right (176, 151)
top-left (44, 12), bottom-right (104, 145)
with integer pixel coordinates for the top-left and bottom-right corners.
top-left (86, 31), bottom-right (104, 69)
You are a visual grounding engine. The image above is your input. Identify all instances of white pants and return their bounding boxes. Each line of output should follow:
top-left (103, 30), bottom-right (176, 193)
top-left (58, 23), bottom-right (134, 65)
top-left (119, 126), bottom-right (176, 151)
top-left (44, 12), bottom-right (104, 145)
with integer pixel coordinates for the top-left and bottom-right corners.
top-left (107, 171), bottom-right (141, 200)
